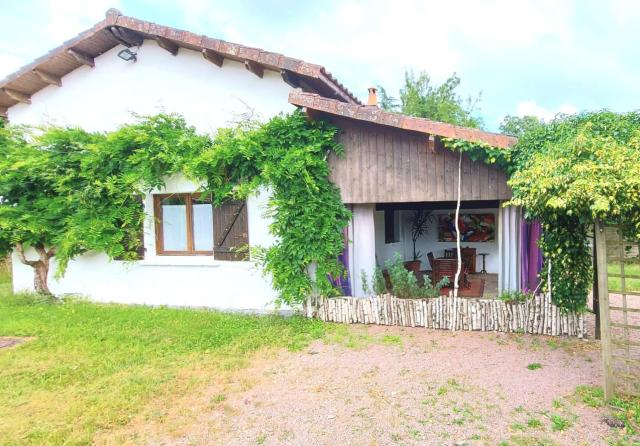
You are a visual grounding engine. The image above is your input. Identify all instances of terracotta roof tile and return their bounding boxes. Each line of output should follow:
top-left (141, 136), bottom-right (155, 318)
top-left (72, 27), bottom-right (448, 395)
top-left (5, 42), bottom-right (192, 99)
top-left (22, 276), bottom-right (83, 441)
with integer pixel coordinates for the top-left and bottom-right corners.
top-left (0, 9), bottom-right (360, 115)
top-left (289, 91), bottom-right (517, 149)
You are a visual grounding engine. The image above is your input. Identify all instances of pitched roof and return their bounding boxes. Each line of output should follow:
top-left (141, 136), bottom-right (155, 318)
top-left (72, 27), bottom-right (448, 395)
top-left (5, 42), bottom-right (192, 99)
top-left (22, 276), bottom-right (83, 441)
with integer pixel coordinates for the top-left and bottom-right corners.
top-left (0, 9), bottom-right (360, 117)
top-left (289, 91), bottom-right (518, 149)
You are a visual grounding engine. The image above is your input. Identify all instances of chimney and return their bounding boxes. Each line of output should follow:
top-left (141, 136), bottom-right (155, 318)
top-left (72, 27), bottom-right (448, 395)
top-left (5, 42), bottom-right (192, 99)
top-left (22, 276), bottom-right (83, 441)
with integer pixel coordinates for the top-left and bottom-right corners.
top-left (367, 87), bottom-right (378, 106)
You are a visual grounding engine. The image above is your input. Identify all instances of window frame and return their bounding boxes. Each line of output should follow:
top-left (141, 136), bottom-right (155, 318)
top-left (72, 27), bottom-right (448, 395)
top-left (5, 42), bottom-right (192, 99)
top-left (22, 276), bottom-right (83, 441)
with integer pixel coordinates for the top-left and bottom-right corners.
top-left (153, 192), bottom-right (214, 256)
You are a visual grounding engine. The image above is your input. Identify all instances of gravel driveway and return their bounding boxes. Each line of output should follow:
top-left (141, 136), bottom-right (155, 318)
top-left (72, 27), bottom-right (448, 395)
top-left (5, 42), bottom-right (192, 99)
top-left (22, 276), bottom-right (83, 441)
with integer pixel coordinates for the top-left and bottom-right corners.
top-left (103, 320), bottom-right (633, 446)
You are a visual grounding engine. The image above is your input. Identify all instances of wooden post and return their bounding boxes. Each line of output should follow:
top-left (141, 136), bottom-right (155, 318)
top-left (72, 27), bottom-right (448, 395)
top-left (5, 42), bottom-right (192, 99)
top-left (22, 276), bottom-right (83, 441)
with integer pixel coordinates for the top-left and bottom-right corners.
top-left (595, 219), bottom-right (614, 402)
top-left (593, 226), bottom-right (601, 339)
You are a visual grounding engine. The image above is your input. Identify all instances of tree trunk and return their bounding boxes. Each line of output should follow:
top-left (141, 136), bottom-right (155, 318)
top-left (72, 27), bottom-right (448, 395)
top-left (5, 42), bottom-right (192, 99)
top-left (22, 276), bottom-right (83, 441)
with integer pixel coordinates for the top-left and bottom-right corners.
top-left (15, 243), bottom-right (55, 295)
top-left (453, 149), bottom-right (463, 298)
top-left (33, 262), bottom-right (51, 294)
top-left (592, 227), bottom-right (601, 339)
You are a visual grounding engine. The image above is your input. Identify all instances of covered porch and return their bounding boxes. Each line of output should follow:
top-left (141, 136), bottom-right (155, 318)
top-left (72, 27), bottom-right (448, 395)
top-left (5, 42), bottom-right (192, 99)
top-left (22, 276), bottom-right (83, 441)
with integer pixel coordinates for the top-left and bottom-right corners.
top-left (292, 91), bottom-right (540, 299)
top-left (374, 200), bottom-right (501, 298)
top-left (347, 201), bottom-right (528, 298)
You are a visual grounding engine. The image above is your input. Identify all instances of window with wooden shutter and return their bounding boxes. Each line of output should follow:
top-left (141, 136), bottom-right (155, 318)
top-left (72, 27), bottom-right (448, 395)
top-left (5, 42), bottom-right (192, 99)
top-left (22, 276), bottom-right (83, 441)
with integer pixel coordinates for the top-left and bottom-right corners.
top-left (152, 193), bottom-right (249, 260)
top-left (213, 199), bottom-right (249, 261)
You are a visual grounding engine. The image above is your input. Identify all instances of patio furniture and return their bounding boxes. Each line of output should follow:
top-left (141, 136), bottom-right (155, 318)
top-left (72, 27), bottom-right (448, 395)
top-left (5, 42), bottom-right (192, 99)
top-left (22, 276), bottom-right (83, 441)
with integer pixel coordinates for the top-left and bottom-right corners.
top-left (432, 257), bottom-right (471, 289)
top-left (442, 247), bottom-right (476, 273)
top-left (461, 247), bottom-right (476, 273)
top-left (443, 249), bottom-right (456, 259)
top-left (477, 252), bottom-right (489, 274)
top-left (427, 252), bottom-right (436, 270)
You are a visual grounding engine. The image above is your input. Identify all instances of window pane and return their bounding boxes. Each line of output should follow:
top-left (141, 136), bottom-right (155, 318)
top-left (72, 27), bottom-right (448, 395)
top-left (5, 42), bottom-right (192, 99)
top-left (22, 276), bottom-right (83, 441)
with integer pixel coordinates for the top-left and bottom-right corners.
top-left (193, 201), bottom-right (213, 251)
top-left (161, 196), bottom-right (187, 251)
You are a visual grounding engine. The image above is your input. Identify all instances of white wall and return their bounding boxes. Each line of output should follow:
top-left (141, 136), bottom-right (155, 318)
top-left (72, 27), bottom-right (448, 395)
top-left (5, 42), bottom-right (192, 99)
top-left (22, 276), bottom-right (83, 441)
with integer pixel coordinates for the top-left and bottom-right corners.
top-left (9, 39), bottom-right (294, 311)
top-left (374, 208), bottom-right (500, 274)
top-left (12, 180), bottom-right (281, 311)
top-left (8, 40), bottom-right (293, 132)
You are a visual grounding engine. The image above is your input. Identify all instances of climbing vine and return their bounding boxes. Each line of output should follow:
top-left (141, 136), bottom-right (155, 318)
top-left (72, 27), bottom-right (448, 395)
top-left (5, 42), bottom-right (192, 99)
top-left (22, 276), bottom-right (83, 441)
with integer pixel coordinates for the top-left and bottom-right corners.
top-left (445, 111), bottom-right (640, 311)
top-left (6, 105), bottom-right (638, 310)
top-left (0, 114), bottom-right (210, 293)
top-left (508, 111), bottom-right (640, 311)
top-left (0, 110), bottom-right (348, 303)
top-left (187, 110), bottom-right (350, 304)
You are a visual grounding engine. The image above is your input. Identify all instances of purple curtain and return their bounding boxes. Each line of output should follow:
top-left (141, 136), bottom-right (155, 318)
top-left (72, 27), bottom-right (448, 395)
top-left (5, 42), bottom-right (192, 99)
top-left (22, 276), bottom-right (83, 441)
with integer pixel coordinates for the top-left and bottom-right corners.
top-left (329, 227), bottom-right (352, 296)
top-left (520, 219), bottom-right (543, 292)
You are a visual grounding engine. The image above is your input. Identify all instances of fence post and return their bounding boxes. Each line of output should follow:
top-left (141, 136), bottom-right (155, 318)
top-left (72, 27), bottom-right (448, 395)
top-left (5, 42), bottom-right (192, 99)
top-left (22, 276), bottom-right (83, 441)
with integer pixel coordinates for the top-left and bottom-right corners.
top-left (595, 219), bottom-right (614, 402)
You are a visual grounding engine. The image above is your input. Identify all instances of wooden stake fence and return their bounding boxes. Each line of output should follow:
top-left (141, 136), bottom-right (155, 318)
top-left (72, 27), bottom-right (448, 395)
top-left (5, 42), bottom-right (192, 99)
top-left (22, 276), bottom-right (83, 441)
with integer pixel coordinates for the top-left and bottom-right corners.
top-left (306, 293), bottom-right (585, 338)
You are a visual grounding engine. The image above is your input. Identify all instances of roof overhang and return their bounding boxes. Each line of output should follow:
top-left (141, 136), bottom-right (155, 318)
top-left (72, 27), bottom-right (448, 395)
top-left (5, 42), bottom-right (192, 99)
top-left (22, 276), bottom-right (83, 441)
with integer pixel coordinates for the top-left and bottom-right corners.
top-left (0, 9), bottom-right (361, 118)
top-left (289, 91), bottom-right (518, 149)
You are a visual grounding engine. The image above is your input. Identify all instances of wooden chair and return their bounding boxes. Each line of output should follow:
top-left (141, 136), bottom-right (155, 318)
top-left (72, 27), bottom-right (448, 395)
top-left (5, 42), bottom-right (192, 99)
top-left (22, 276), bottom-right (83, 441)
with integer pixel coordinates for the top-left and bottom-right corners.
top-left (443, 249), bottom-right (456, 259)
top-left (433, 258), bottom-right (471, 289)
top-left (461, 247), bottom-right (476, 273)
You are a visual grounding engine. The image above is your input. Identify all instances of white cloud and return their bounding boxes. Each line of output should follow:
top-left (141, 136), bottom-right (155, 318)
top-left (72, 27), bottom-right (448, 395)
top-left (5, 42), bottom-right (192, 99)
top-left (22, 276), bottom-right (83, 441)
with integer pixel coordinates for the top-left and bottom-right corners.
top-left (514, 100), bottom-right (578, 121)
top-left (0, 0), bottom-right (121, 80)
top-left (168, 0), bottom-right (579, 103)
top-left (44, 0), bottom-right (121, 42)
top-left (2, 0), bottom-right (638, 125)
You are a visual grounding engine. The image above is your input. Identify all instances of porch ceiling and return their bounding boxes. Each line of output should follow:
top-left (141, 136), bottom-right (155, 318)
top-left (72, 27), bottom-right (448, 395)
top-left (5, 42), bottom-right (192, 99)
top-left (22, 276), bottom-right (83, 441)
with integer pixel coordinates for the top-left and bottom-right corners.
top-left (376, 200), bottom-right (501, 211)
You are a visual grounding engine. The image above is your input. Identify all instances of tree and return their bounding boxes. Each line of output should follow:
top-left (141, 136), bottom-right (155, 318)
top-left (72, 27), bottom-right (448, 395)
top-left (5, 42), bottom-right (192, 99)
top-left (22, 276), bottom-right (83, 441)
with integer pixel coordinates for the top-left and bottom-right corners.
top-left (378, 71), bottom-right (483, 128)
top-left (499, 115), bottom-right (543, 137)
top-left (0, 126), bottom-right (95, 293)
top-left (508, 111), bottom-right (640, 310)
top-left (0, 114), bottom-right (208, 294)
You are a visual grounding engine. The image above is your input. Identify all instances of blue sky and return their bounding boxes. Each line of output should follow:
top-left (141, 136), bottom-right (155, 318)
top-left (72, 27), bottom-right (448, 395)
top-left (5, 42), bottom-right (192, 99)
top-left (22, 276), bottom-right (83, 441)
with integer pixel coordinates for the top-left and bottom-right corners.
top-left (1, 0), bottom-right (639, 130)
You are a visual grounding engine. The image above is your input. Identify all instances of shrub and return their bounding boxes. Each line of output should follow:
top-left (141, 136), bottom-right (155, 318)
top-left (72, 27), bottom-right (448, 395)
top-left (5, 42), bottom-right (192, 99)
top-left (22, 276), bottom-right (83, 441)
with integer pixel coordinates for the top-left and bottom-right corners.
top-left (386, 254), bottom-right (448, 298)
top-left (360, 254), bottom-right (448, 298)
top-left (372, 266), bottom-right (387, 295)
top-left (497, 289), bottom-right (534, 303)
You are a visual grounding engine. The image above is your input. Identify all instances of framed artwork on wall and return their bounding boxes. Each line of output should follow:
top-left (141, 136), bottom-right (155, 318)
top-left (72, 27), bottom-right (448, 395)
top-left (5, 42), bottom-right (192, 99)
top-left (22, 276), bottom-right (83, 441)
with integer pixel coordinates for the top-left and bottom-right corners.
top-left (438, 213), bottom-right (495, 242)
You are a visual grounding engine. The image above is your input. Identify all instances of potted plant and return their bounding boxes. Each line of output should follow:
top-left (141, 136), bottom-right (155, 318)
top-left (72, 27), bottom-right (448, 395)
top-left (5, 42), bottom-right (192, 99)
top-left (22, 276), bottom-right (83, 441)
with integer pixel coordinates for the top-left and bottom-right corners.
top-left (404, 209), bottom-right (432, 273)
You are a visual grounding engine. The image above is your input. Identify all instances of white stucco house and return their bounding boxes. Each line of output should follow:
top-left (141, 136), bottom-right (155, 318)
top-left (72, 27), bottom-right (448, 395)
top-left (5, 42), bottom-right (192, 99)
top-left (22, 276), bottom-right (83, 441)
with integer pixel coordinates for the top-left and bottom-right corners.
top-left (2, 9), bottom-right (537, 310)
top-left (1, 9), bottom-right (359, 311)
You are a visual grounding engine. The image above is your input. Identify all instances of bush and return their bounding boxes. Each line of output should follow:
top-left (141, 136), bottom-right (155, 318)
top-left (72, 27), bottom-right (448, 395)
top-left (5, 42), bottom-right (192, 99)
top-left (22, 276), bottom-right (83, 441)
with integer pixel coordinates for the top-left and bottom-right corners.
top-left (497, 289), bottom-right (534, 303)
top-left (361, 254), bottom-right (448, 299)
top-left (372, 266), bottom-right (387, 295)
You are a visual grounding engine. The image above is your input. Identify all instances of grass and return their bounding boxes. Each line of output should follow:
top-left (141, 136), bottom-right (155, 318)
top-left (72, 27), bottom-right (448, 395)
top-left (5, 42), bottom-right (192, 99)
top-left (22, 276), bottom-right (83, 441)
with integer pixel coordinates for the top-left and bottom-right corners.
top-left (576, 385), bottom-right (640, 435)
top-left (0, 271), bottom-right (330, 445)
top-left (549, 414), bottom-right (572, 431)
top-left (608, 262), bottom-right (640, 293)
top-left (527, 363), bottom-right (543, 371)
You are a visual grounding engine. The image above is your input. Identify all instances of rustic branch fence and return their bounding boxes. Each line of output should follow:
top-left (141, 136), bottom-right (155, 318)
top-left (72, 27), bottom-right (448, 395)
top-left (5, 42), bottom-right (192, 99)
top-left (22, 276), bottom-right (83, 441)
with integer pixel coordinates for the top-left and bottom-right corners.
top-left (306, 293), bottom-right (585, 338)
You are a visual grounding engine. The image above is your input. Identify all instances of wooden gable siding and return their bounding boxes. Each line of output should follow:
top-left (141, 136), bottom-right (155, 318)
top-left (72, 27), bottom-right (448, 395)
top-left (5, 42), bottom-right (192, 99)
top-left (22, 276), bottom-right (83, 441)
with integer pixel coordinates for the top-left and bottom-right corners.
top-left (328, 119), bottom-right (511, 204)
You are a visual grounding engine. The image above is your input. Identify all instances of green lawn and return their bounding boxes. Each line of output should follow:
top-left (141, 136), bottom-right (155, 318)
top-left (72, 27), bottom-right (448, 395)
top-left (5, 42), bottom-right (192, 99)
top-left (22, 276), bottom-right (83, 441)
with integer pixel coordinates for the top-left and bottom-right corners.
top-left (608, 262), bottom-right (640, 294)
top-left (0, 271), bottom-right (327, 445)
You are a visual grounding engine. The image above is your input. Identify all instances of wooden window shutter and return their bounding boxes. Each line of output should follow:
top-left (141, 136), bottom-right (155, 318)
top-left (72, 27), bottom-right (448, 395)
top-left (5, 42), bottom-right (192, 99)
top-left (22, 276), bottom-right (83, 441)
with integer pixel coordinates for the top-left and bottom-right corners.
top-left (213, 199), bottom-right (249, 261)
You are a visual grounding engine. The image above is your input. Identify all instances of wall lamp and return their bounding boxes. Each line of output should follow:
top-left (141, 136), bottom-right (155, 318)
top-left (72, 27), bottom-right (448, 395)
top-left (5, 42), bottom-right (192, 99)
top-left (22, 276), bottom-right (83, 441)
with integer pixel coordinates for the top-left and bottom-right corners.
top-left (117, 48), bottom-right (137, 62)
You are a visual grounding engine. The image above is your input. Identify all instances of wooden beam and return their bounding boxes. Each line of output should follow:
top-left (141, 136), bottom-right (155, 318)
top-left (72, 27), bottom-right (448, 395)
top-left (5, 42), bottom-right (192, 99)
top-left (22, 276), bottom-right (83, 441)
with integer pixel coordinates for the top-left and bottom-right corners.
top-left (109, 26), bottom-right (144, 47)
top-left (32, 69), bottom-right (62, 87)
top-left (2, 88), bottom-right (31, 104)
top-left (202, 48), bottom-right (224, 67)
top-left (156, 37), bottom-right (179, 56)
top-left (67, 48), bottom-right (95, 67)
top-left (244, 60), bottom-right (264, 78)
top-left (281, 70), bottom-right (299, 88)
